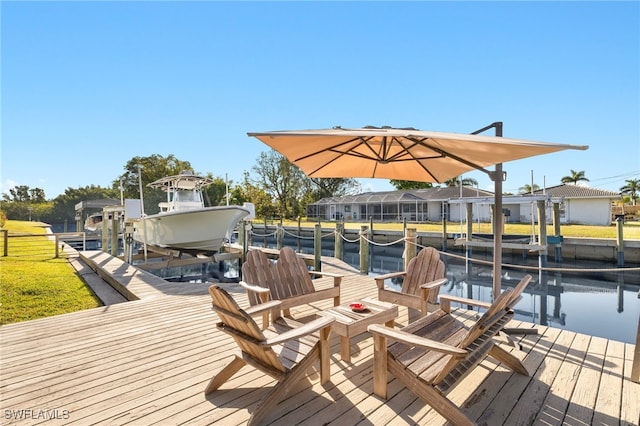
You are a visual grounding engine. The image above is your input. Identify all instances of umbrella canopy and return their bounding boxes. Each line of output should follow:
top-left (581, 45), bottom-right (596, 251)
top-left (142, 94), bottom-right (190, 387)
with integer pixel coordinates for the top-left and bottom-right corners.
top-left (248, 126), bottom-right (588, 183)
top-left (248, 125), bottom-right (588, 298)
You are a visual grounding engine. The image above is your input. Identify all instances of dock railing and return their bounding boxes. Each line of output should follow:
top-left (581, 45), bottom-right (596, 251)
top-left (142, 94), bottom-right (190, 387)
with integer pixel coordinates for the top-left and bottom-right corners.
top-left (1, 230), bottom-right (86, 258)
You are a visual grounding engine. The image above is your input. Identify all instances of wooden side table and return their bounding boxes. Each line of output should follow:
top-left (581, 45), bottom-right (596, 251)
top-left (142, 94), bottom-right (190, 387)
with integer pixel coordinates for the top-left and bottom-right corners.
top-left (319, 298), bottom-right (398, 362)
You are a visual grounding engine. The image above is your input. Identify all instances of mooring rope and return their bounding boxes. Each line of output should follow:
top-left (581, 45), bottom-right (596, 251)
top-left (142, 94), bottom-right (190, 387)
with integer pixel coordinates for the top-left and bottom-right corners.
top-left (336, 231), bottom-right (361, 244)
top-left (360, 234), bottom-right (406, 247)
top-left (281, 228), bottom-right (316, 239)
top-left (248, 229), bottom-right (278, 238)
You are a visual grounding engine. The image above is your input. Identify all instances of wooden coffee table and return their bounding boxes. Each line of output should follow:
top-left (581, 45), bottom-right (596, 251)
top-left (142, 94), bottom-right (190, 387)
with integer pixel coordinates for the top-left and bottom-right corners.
top-left (319, 298), bottom-right (398, 362)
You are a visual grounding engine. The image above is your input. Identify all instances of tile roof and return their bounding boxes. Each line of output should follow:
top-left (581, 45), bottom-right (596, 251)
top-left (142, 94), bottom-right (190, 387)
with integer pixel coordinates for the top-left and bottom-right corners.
top-left (311, 184), bottom-right (619, 206)
top-left (533, 184), bottom-right (620, 198)
top-left (311, 186), bottom-right (494, 205)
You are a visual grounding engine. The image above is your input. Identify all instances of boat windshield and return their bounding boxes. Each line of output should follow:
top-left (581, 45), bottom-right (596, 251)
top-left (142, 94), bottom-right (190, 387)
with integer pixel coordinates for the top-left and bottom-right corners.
top-left (174, 190), bottom-right (201, 204)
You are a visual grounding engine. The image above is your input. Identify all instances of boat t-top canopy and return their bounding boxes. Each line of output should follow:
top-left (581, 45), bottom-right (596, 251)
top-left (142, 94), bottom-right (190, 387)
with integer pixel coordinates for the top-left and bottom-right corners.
top-left (147, 172), bottom-right (215, 192)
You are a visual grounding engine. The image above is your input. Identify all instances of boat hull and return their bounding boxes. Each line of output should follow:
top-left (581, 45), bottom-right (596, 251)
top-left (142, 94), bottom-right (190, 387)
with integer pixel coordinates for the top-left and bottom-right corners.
top-left (132, 206), bottom-right (250, 252)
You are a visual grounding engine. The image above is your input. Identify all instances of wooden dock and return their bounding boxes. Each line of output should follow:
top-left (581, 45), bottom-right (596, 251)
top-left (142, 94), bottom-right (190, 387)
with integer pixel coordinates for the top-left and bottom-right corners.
top-left (1, 251), bottom-right (638, 425)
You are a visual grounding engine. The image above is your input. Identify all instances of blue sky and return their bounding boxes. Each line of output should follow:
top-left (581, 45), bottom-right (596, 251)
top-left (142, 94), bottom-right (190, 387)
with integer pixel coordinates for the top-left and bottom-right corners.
top-left (2, 1), bottom-right (639, 199)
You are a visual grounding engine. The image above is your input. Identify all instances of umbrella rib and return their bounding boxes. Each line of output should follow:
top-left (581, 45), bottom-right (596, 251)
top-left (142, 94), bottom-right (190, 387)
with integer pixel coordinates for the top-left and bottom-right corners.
top-left (381, 137), bottom-right (442, 182)
top-left (302, 136), bottom-right (385, 176)
top-left (409, 137), bottom-right (493, 175)
top-left (288, 133), bottom-right (494, 180)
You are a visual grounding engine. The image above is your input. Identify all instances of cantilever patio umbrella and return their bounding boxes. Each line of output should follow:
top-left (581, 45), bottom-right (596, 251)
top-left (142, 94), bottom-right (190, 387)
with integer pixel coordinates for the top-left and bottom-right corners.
top-left (248, 124), bottom-right (588, 298)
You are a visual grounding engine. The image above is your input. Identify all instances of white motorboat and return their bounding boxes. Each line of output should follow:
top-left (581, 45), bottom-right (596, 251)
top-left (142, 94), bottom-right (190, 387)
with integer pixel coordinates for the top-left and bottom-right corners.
top-left (132, 172), bottom-right (253, 253)
top-left (84, 212), bottom-right (104, 233)
top-left (83, 211), bottom-right (121, 233)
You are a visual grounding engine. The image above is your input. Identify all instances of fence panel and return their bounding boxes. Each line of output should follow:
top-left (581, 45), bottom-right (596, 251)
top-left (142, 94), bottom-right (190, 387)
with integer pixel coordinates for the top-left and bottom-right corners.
top-left (1, 232), bottom-right (86, 258)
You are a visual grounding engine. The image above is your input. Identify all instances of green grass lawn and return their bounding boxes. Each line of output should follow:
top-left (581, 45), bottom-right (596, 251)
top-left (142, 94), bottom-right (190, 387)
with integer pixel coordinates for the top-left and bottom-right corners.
top-left (0, 220), bottom-right (101, 325)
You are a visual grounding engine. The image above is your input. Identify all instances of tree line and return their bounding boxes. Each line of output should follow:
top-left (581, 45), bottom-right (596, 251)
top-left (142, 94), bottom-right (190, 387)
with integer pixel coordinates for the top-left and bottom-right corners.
top-left (0, 152), bottom-right (360, 225)
top-left (2, 155), bottom-right (639, 226)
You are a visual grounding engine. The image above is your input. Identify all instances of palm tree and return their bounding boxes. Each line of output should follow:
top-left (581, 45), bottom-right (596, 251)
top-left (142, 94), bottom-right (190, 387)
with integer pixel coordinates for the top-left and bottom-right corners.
top-left (620, 178), bottom-right (640, 205)
top-left (389, 180), bottom-right (433, 190)
top-left (518, 183), bottom-right (540, 194)
top-left (443, 177), bottom-right (478, 187)
top-left (561, 169), bottom-right (589, 185)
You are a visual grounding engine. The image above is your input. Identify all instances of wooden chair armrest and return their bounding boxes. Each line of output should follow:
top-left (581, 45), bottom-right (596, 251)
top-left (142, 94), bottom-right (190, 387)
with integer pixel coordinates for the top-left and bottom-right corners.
top-left (308, 271), bottom-right (343, 286)
top-left (264, 316), bottom-right (335, 347)
top-left (374, 271), bottom-right (406, 289)
top-left (439, 295), bottom-right (493, 313)
top-left (308, 270), bottom-right (342, 278)
top-left (367, 324), bottom-right (467, 356)
top-left (244, 300), bottom-right (282, 317)
top-left (420, 277), bottom-right (448, 290)
top-left (238, 281), bottom-right (270, 295)
top-left (375, 270), bottom-right (406, 281)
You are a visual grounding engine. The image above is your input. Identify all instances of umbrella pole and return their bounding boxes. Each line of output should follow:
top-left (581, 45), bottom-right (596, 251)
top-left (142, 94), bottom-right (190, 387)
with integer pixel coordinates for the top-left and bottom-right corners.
top-left (492, 163), bottom-right (503, 300)
top-left (472, 121), bottom-right (504, 301)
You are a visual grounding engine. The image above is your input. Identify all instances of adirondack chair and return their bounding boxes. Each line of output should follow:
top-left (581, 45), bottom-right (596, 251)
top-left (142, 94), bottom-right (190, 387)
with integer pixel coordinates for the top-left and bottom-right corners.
top-left (375, 246), bottom-right (448, 320)
top-left (368, 274), bottom-right (532, 426)
top-left (205, 285), bottom-right (335, 426)
top-left (240, 247), bottom-right (342, 324)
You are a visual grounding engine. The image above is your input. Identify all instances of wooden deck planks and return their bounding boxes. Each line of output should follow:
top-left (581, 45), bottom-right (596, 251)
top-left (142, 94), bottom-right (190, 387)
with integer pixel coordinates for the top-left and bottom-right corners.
top-left (533, 331), bottom-right (591, 425)
top-left (563, 336), bottom-right (608, 425)
top-left (1, 252), bottom-right (638, 425)
top-left (504, 327), bottom-right (575, 426)
top-left (592, 339), bottom-right (626, 426)
top-left (621, 343), bottom-right (640, 426)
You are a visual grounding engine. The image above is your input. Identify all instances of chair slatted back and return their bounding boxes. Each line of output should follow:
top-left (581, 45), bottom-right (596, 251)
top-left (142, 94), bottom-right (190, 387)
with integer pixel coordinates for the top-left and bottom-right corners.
top-left (242, 249), bottom-right (279, 306)
top-left (275, 247), bottom-right (315, 298)
top-left (425, 275), bottom-right (531, 384)
top-left (506, 274), bottom-right (532, 307)
top-left (458, 288), bottom-right (514, 349)
top-left (208, 285), bottom-right (285, 373)
top-left (459, 274), bottom-right (531, 349)
top-left (401, 247), bottom-right (445, 304)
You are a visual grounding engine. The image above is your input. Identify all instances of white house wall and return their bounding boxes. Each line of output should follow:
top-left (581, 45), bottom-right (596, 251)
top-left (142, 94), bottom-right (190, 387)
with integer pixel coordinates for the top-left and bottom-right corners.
top-left (476, 203), bottom-right (492, 222)
top-left (312, 196), bottom-right (613, 225)
top-left (520, 199), bottom-right (612, 226)
top-left (563, 199), bottom-right (612, 225)
top-left (427, 202), bottom-right (442, 221)
top-left (518, 202), bottom-right (538, 224)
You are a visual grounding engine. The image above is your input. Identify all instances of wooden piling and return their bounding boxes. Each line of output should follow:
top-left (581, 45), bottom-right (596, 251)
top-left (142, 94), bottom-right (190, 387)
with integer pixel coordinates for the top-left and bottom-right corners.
top-left (465, 203), bottom-right (473, 259)
top-left (314, 223), bottom-right (321, 272)
top-left (442, 216), bottom-right (448, 252)
top-left (537, 200), bottom-right (548, 267)
top-left (359, 225), bottom-right (369, 274)
top-left (552, 202), bottom-right (562, 262)
top-left (297, 216), bottom-right (302, 253)
top-left (404, 228), bottom-right (417, 271)
top-left (101, 210), bottom-right (108, 253)
top-left (335, 222), bottom-right (343, 261)
top-left (276, 224), bottom-right (283, 249)
top-left (110, 214), bottom-right (118, 256)
top-left (263, 217), bottom-right (268, 248)
top-left (616, 216), bottom-right (624, 267)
